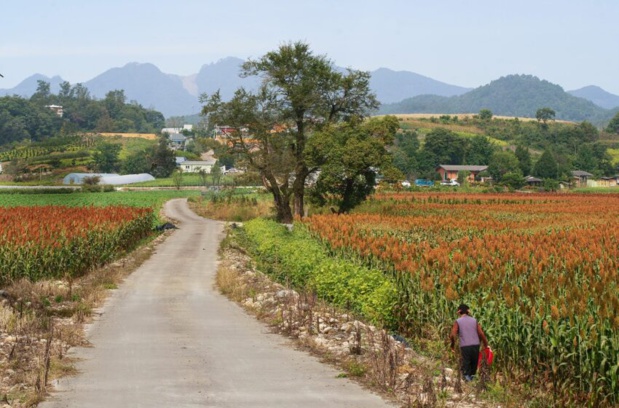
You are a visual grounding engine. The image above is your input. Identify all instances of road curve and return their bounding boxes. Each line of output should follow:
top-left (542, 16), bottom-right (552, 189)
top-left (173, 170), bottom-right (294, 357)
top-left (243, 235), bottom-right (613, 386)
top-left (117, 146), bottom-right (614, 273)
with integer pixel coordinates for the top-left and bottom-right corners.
top-left (40, 199), bottom-right (394, 408)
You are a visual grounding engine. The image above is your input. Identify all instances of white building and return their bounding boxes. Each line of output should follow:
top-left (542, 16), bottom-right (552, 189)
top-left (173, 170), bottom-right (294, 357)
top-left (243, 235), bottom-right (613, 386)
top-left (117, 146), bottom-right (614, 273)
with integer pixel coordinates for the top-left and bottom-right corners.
top-left (179, 160), bottom-right (219, 174)
top-left (161, 124), bottom-right (193, 134)
top-left (45, 105), bottom-right (64, 117)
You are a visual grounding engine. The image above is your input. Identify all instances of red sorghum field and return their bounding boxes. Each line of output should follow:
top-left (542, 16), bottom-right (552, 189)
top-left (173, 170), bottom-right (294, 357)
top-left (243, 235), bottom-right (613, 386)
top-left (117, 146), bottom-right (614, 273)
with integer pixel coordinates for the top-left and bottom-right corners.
top-left (0, 205), bottom-right (154, 285)
top-left (302, 192), bottom-right (619, 406)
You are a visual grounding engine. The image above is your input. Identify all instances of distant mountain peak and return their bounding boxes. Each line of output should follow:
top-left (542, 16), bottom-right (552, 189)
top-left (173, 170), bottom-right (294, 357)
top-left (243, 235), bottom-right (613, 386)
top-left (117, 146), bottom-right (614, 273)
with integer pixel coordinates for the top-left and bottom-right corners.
top-left (2, 61), bottom-right (618, 119)
top-left (106, 62), bottom-right (162, 74)
top-left (568, 85), bottom-right (619, 109)
top-left (380, 73), bottom-right (609, 123)
top-left (200, 56), bottom-right (245, 70)
top-left (577, 85), bottom-right (604, 92)
top-left (369, 67), bottom-right (471, 104)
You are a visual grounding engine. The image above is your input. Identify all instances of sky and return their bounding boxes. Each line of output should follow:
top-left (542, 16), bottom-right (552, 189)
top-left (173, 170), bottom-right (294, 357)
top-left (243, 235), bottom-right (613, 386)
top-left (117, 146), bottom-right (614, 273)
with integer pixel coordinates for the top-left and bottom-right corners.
top-left (1, 0), bottom-right (618, 94)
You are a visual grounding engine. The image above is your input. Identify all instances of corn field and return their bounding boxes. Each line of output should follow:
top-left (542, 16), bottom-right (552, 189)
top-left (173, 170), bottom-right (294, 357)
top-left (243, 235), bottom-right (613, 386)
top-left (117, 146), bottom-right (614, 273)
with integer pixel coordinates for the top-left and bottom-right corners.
top-left (0, 205), bottom-right (154, 285)
top-left (0, 135), bottom-right (95, 162)
top-left (301, 192), bottom-right (619, 406)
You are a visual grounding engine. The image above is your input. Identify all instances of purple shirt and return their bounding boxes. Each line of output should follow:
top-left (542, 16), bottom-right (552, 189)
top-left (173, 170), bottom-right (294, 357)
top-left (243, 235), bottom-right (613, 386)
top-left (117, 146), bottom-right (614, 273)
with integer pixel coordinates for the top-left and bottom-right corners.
top-left (456, 315), bottom-right (480, 347)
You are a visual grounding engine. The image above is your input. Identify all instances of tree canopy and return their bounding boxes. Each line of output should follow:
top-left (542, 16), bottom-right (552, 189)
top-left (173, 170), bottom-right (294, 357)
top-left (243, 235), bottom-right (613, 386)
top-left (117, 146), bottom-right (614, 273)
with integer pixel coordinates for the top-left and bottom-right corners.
top-left (488, 150), bottom-right (521, 182)
top-left (606, 111), bottom-right (619, 134)
top-left (533, 149), bottom-right (559, 179)
top-left (421, 128), bottom-right (467, 167)
top-left (306, 116), bottom-right (401, 213)
top-left (92, 142), bottom-right (121, 173)
top-left (514, 145), bottom-right (532, 176)
top-left (201, 42), bottom-right (378, 222)
top-left (0, 81), bottom-right (164, 146)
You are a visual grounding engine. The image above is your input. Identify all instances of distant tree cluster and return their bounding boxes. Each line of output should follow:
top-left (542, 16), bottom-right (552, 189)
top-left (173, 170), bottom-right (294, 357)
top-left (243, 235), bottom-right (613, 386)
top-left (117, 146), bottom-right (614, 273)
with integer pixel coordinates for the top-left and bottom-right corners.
top-left (121, 137), bottom-right (176, 177)
top-left (391, 110), bottom-right (616, 184)
top-left (607, 111), bottom-right (619, 134)
top-left (0, 80), bottom-right (165, 146)
top-left (392, 127), bottom-right (498, 180)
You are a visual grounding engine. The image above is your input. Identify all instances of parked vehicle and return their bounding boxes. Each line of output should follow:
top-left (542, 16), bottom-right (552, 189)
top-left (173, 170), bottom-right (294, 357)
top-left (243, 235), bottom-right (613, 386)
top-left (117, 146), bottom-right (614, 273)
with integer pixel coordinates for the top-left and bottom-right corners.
top-left (440, 179), bottom-right (460, 186)
top-left (414, 179), bottom-right (434, 187)
top-left (401, 180), bottom-right (411, 188)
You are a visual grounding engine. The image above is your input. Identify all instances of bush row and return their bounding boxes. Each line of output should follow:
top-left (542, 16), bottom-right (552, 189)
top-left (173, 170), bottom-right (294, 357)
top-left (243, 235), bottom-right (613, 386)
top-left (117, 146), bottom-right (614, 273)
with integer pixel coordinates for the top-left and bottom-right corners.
top-left (240, 218), bottom-right (397, 327)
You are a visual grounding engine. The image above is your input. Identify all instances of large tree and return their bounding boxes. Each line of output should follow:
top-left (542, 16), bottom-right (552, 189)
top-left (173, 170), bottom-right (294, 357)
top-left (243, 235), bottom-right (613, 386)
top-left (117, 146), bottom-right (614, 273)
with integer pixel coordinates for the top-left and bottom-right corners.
top-left (606, 111), bottom-right (619, 134)
top-left (514, 144), bottom-right (532, 176)
top-left (150, 137), bottom-right (177, 178)
top-left (574, 144), bottom-right (597, 173)
top-left (200, 42), bottom-right (378, 222)
top-left (306, 116), bottom-right (401, 213)
top-left (536, 107), bottom-right (556, 129)
top-left (488, 150), bottom-right (521, 182)
top-left (533, 149), bottom-right (559, 179)
top-left (392, 130), bottom-right (420, 180)
top-left (30, 80), bottom-right (52, 104)
top-left (466, 135), bottom-right (496, 165)
top-left (421, 128), bottom-right (467, 167)
top-left (92, 141), bottom-right (121, 173)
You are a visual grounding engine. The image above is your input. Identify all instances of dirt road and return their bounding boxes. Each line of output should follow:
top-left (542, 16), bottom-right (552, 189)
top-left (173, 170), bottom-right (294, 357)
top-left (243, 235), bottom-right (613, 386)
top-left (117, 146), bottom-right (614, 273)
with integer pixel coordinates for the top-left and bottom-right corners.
top-left (40, 199), bottom-right (394, 407)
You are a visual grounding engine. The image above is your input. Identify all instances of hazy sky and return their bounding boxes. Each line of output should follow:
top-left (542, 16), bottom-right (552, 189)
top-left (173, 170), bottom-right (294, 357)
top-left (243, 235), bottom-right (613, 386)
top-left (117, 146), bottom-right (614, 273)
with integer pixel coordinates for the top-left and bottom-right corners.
top-left (2, 0), bottom-right (618, 94)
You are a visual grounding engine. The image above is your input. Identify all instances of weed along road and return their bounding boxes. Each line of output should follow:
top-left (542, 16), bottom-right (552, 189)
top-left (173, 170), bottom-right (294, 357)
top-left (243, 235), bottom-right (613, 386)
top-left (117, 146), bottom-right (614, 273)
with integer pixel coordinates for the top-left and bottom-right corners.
top-left (40, 199), bottom-right (394, 408)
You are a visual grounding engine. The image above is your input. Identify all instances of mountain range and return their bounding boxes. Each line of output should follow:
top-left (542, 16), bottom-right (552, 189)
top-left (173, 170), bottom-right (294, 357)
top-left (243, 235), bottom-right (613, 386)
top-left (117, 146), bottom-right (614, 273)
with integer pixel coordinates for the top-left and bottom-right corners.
top-left (1, 58), bottom-right (618, 123)
top-left (379, 75), bottom-right (618, 124)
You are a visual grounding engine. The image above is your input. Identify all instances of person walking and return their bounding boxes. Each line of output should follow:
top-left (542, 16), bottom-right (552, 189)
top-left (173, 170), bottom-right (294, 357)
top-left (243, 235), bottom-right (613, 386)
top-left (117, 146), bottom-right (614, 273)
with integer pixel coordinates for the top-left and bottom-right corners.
top-left (450, 303), bottom-right (489, 381)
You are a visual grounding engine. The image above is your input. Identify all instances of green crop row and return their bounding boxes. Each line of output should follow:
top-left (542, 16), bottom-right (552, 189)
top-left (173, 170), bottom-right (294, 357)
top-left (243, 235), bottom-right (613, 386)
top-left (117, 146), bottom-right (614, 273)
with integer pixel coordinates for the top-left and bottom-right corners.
top-left (0, 189), bottom-right (200, 209)
top-left (0, 147), bottom-right (51, 161)
top-left (240, 218), bottom-right (397, 327)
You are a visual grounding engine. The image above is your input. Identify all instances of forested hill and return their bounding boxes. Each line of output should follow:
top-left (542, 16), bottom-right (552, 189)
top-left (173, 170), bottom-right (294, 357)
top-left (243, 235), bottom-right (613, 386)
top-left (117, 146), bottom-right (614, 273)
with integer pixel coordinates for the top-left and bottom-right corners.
top-left (0, 84), bottom-right (164, 146)
top-left (379, 75), bottom-right (614, 124)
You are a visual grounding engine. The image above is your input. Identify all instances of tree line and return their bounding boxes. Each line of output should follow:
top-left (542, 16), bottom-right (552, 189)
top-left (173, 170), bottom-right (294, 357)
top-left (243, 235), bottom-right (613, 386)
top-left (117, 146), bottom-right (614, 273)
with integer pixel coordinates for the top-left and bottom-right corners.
top-left (0, 81), bottom-right (165, 146)
top-left (390, 109), bottom-right (619, 190)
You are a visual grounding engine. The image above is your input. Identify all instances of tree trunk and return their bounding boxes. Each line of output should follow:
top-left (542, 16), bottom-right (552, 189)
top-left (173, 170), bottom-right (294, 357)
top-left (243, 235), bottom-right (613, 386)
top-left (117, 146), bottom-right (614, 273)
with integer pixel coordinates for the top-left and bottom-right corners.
top-left (275, 198), bottom-right (293, 224)
top-left (292, 120), bottom-right (308, 219)
top-left (274, 192), bottom-right (293, 224)
top-left (292, 165), bottom-right (309, 218)
top-left (263, 173), bottom-right (294, 224)
top-left (293, 188), bottom-right (304, 218)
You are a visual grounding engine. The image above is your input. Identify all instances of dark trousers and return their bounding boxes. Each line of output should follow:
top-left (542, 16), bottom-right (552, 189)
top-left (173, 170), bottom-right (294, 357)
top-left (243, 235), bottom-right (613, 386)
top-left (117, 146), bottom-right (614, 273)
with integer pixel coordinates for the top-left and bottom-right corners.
top-left (460, 345), bottom-right (480, 377)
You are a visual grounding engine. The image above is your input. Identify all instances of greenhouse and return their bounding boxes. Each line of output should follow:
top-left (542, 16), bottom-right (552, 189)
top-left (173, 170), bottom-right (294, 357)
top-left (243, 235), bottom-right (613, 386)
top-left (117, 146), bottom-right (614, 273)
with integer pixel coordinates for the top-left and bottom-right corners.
top-left (63, 173), bottom-right (155, 185)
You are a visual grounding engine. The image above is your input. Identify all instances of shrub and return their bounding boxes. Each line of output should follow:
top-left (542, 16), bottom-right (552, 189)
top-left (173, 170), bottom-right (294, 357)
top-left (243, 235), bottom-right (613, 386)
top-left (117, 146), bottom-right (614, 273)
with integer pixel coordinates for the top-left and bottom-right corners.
top-left (241, 218), bottom-right (397, 327)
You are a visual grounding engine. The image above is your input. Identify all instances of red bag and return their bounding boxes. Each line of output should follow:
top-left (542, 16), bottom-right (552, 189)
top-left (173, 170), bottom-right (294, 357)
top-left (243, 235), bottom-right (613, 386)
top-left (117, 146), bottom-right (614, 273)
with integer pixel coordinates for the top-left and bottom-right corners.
top-left (478, 346), bottom-right (494, 367)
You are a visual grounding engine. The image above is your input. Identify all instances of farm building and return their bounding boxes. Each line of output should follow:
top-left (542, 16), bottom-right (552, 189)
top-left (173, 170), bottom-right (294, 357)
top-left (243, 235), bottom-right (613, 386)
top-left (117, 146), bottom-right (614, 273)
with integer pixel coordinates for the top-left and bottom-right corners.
top-left (598, 176), bottom-right (619, 187)
top-left (436, 165), bottom-right (488, 183)
top-left (525, 176), bottom-right (542, 187)
top-left (63, 173), bottom-right (155, 185)
top-left (178, 160), bottom-right (222, 174)
top-left (571, 170), bottom-right (594, 187)
top-left (168, 133), bottom-right (187, 149)
top-left (162, 125), bottom-right (193, 134)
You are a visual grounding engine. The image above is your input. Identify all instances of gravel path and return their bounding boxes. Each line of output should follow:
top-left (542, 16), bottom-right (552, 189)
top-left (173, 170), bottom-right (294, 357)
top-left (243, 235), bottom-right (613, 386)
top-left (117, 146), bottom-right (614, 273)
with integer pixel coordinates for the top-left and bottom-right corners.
top-left (39, 199), bottom-right (395, 408)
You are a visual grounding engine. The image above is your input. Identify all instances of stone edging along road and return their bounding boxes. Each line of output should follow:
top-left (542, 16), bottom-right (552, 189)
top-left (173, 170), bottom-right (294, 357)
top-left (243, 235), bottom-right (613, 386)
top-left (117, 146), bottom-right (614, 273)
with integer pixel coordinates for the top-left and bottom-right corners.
top-left (39, 198), bottom-right (395, 408)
